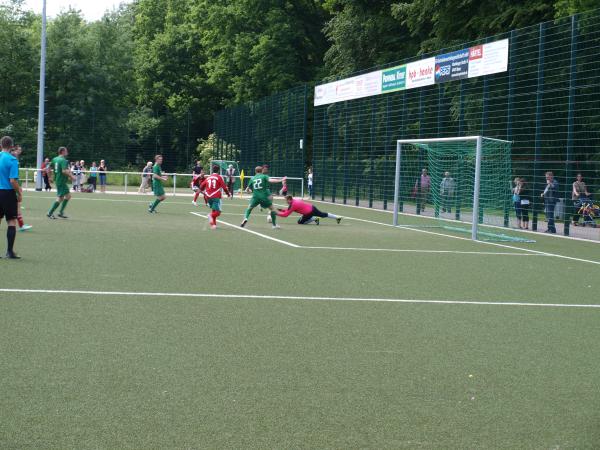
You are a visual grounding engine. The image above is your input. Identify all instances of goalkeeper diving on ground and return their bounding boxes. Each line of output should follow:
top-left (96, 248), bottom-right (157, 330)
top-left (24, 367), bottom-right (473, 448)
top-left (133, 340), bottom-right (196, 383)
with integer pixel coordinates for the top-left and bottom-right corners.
top-left (276, 196), bottom-right (342, 225)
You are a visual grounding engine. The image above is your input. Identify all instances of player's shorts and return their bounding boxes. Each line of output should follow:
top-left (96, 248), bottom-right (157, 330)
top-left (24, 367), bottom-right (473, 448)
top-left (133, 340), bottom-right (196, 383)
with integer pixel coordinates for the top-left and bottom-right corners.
top-left (208, 198), bottom-right (221, 211)
top-left (56, 183), bottom-right (70, 197)
top-left (153, 184), bottom-right (165, 197)
top-left (0, 189), bottom-right (18, 220)
top-left (249, 196), bottom-right (272, 209)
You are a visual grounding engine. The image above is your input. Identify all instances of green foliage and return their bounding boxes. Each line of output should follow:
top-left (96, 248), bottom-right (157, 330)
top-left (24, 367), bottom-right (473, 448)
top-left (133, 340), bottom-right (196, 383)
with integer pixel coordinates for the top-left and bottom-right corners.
top-left (196, 133), bottom-right (218, 169)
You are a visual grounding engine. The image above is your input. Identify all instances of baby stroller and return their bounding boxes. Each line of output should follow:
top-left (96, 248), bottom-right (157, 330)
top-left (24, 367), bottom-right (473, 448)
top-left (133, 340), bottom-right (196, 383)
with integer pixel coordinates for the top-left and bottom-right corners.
top-left (575, 196), bottom-right (599, 228)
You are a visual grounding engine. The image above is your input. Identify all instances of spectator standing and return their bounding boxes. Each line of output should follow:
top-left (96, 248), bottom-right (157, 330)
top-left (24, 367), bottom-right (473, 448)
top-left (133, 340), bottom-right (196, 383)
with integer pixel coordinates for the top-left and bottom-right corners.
top-left (78, 160), bottom-right (86, 190)
top-left (98, 160), bottom-right (107, 193)
top-left (72, 161), bottom-right (81, 192)
top-left (0, 136), bottom-right (22, 258)
top-left (89, 162), bottom-right (98, 191)
top-left (138, 161), bottom-right (153, 194)
top-left (519, 178), bottom-right (530, 230)
top-left (540, 171), bottom-right (559, 234)
top-left (307, 168), bottom-right (313, 198)
top-left (226, 164), bottom-right (236, 195)
top-left (571, 173), bottom-right (590, 226)
top-left (42, 157), bottom-right (52, 191)
top-left (440, 171), bottom-right (455, 213)
top-left (415, 168), bottom-right (431, 212)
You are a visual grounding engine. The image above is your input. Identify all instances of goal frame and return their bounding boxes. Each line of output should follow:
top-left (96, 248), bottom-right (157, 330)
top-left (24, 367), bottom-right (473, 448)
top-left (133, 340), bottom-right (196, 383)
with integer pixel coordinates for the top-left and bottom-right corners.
top-left (392, 136), bottom-right (511, 240)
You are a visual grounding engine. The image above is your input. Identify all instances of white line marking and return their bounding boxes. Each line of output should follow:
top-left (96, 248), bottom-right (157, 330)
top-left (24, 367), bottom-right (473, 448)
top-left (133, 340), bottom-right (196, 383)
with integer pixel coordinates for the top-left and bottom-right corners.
top-left (1, 288), bottom-right (599, 309)
top-left (190, 212), bottom-right (300, 248)
top-left (342, 216), bottom-right (600, 266)
top-left (302, 246), bottom-right (543, 256)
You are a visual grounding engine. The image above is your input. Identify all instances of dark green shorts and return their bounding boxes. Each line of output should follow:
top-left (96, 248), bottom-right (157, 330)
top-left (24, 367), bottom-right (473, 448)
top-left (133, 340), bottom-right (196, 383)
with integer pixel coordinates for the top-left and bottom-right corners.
top-left (248, 196), bottom-right (272, 209)
top-left (56, 184), bottom-right (70, 197)
top-left (153, 184), bottom-right (165, 197)
top-left (208, 198), bottom-right (222, 211)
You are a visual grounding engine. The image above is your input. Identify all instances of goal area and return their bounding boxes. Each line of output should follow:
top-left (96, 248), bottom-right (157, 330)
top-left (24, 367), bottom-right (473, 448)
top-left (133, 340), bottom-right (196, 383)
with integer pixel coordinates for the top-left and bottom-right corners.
top-left (392, 136), bottom-right (533, 242)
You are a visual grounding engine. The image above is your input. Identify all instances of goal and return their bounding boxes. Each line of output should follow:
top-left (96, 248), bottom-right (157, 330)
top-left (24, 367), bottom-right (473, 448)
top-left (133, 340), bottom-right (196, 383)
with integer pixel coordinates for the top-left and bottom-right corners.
top-left (392, 136), bottom-right (527, 242)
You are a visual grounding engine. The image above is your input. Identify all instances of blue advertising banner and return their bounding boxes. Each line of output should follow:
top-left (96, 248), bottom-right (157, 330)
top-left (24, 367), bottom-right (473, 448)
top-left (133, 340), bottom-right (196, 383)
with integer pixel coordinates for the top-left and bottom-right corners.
top-left (435, 49), bottom-right (469, 84)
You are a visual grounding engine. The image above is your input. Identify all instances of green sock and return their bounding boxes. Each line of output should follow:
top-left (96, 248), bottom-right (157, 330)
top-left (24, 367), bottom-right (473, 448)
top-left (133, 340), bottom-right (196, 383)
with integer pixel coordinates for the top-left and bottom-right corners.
top-left (270, 211), bottom-right (277, 225)
top-left (244, 207), bottom-right (253, 220)
top-left (59, 199), bottom-right (69, 214)
top-left (150, 199), bottom-right (161, 211)
top-left (48, 201), bottom-right (60, 215)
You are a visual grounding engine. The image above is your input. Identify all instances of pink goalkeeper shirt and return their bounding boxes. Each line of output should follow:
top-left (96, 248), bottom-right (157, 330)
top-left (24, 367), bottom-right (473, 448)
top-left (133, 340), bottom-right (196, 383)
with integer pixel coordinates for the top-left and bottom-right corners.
top-left (277, 199), bottom-right (314, 217)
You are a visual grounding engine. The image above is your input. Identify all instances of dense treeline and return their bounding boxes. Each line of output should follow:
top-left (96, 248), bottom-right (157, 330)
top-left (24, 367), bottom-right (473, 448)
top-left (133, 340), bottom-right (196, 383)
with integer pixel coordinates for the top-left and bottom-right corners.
top-left (0, 0), bottom-right (595, 169)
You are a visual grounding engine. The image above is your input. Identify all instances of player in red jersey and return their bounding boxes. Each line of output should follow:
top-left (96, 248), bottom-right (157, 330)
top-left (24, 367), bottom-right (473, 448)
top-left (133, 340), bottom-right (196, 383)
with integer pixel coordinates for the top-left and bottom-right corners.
top-left (191, 163), bottom-right (207, 206)
top-left (200, 165), bottom-right (232, 229)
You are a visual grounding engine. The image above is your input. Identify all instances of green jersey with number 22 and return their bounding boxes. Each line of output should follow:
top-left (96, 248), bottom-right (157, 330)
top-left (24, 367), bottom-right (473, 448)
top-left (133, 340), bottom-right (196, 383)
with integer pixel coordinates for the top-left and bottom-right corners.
top-left (249, 174), bottom-right (270, 198)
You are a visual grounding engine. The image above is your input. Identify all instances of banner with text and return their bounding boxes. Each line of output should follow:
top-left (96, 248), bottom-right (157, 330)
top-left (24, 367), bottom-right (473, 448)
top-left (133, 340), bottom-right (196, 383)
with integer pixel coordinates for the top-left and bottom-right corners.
top-left (314, 38), bottom-right (509, 106)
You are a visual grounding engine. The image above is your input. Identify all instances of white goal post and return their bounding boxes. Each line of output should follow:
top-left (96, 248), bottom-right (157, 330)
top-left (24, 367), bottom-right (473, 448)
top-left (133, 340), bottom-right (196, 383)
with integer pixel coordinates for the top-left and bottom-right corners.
top-left (393, 136), bottom-right (512, 241)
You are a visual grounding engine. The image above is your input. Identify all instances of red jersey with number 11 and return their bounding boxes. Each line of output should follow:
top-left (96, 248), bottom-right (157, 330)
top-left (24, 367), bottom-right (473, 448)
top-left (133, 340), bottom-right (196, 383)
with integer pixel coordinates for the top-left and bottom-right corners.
top-left (200, 174), bottom-right (229, 199)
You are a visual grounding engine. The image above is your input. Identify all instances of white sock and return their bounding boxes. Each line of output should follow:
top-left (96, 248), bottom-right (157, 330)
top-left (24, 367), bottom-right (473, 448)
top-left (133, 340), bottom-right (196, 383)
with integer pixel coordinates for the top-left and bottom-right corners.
top-left (326, 213), bottom-right (338, 219)
top-left (304, 217), bottom-right (316, 224)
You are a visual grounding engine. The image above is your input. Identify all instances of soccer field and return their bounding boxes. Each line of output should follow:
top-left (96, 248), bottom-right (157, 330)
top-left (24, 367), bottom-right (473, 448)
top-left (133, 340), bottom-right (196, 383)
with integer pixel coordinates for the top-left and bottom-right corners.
top-left (1, 192), bottom-right (599, 449)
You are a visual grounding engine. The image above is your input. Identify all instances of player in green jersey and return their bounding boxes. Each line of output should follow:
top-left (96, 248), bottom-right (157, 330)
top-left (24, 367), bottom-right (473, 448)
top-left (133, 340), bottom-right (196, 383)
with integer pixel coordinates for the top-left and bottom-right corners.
top-left (148, 154), bottom-right (168, 213)
top-left (47, 147), bottom-right (75, 219)
top-left (240, 166), bottom-right (285, 229)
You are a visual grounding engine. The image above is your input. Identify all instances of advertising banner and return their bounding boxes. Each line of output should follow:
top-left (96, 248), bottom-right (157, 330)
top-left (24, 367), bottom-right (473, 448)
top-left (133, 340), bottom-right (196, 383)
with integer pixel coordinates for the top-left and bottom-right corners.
top-left (406, 57), bottom-right (435, 89)
top-left (314, 38), bottom-right (510, 106)
top-left (381, 65), bottom-right (407, 93)
top-left (468, 39), bottom-right (509, 78)
top-left (314, 71), bottom-right (382, 106)
top-left (435, 49), bottom-right (469, 83)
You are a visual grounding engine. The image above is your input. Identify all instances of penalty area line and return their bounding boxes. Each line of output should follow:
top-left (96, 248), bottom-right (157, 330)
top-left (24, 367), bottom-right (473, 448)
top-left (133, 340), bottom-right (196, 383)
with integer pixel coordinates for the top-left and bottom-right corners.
top-left (302, 246), bottom-right (544, 257)
top-left (190, 211), bottom-right (300, 248)
top-left (1, 288), bottom-right (600, 309)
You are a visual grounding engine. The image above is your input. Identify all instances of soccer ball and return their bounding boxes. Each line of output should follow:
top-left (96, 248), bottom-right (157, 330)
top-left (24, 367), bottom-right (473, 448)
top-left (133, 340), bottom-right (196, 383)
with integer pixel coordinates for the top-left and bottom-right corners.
top-left (267, 215), bottom-right (272, 223)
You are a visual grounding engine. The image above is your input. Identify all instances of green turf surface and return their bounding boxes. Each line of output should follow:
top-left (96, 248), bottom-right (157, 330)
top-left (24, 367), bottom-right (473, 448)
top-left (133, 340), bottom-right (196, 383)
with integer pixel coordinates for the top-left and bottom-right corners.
top-left (1, 192), bottom-right (599, 448)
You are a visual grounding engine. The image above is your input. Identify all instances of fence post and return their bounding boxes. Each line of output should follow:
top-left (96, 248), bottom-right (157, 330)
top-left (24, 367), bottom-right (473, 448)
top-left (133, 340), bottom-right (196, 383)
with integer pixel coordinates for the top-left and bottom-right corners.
top-left (124, 173), bottom-right (128, 194)
top-left (532, 22), bottom-right (546, 232)
top-left (455, 80), bottom-right (465, 220)
top-left (564, 15), bottom-right (578, 236)
top-left (173, 174), bottom-right (177, 196)
top-left (505, 30), bottom-right (516, 228)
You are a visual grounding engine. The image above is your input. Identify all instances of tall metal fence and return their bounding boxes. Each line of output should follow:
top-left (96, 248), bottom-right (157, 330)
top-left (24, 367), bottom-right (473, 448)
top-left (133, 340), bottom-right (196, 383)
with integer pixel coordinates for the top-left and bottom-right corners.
top-left (213, 85), bottom-right (308, 180)
top-left (213, 10), bottom-right (600, 238)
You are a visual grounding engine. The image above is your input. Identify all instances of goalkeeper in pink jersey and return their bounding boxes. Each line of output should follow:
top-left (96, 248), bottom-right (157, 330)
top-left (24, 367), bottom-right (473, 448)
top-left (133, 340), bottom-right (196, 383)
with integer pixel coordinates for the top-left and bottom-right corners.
top-left (277, 195), bottom-right (342, 225)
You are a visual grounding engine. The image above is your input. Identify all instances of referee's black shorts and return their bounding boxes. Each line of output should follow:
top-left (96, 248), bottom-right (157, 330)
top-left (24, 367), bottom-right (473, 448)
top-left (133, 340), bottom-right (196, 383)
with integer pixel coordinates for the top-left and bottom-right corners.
top-left (0, 189), bottom-right (18, 220)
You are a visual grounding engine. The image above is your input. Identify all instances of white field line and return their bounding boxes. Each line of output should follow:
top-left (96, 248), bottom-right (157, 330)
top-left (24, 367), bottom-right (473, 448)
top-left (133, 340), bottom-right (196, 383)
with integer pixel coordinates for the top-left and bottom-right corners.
top-left (1, 288), bottom-right (600, 309)
top-left (342, 216), bottom-right (600, 266)
top-left (302, 246), bottom-right (543, 257)
top-left (190, 212), bottom-right (300, 248)
top-left (310, 198), bottom-right (600, 245)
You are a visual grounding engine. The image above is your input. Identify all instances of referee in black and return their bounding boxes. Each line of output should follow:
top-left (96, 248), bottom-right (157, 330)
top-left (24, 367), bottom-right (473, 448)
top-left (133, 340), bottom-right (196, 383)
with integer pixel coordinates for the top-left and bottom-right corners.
top-left (0, 136), bottom-right (21, 259)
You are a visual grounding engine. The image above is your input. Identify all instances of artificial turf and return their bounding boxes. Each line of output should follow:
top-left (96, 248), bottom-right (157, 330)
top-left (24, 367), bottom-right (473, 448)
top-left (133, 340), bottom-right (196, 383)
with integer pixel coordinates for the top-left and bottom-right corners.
top-left (1, 192), bottom-right (599, 449)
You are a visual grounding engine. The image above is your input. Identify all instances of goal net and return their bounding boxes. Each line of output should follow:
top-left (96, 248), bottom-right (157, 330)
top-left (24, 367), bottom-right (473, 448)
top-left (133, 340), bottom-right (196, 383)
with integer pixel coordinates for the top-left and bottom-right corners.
top-left (393, 136), bottom-right (532, 242)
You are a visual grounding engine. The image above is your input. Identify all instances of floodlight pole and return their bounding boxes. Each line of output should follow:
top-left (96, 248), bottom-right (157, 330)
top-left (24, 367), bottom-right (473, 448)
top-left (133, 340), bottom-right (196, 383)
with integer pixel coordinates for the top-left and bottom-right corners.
top-left (393, 141), bottom-right (402, 226)
top-left (472, 136), bottom-right (483, 240)
top-left (35, 0), bottom-right (47, 191)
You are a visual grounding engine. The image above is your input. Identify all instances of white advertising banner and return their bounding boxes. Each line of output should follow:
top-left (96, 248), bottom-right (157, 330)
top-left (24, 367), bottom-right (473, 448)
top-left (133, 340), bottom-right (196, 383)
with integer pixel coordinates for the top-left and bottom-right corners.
top-left (314, 70), bottom-right (382, 106)
top-left (406, 57), bottom-right (436, 89)
top-left (468, 39), bottom-right (509, 78)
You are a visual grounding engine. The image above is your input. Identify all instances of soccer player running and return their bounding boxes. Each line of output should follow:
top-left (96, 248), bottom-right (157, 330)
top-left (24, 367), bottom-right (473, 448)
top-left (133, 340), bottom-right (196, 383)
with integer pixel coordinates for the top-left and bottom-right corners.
top-left (0, 136), bottom-right (22, 258)
top-left (200, 165), bottom-right (232, 229)
top-left (148, 154), bottom-right (168, 213)
top-left (10, 146), bottom-right (32, 231)
top-left (47, 147), bottom-right (75, 219)
top-left (191, 164), bottom-right (206, 206)
top-left (277, 195), bottom-right (342, 225)
top-left (241, 166), bottom-right (285, 229)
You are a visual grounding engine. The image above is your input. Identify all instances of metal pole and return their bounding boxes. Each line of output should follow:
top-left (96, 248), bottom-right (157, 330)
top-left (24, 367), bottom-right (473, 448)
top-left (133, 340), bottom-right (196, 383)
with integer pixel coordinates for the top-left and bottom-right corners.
top-left (564, 15), bottom-right (578, 236)
top-left (35, 0), bottom-right (47, 191)
top-left (472, 136), bottom-right (483, 240)
top-left (393, 141), bottom-right (402, 226)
